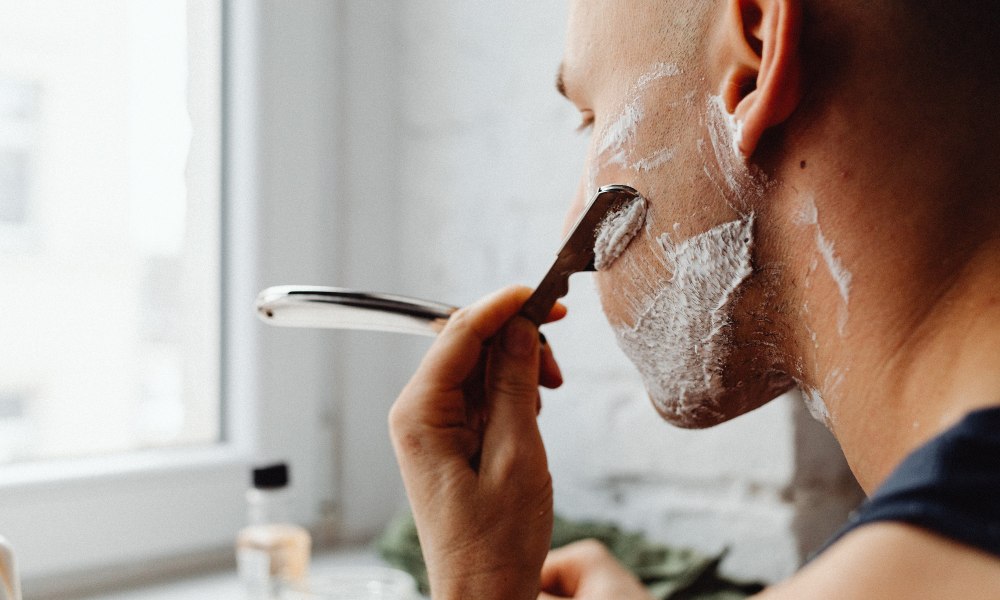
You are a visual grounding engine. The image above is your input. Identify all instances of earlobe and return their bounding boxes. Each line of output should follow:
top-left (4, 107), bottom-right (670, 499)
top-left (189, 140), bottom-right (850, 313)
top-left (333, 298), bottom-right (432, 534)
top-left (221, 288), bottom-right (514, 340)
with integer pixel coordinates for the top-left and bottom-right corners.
top-left (718, 0), bottom-right (803, 158)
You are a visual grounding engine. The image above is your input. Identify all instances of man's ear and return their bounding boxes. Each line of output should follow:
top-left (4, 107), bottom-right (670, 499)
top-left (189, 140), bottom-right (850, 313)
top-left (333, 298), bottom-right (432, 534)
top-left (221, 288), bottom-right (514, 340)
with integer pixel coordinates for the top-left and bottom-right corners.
top-left (718, 0), bottom-right (802, 157)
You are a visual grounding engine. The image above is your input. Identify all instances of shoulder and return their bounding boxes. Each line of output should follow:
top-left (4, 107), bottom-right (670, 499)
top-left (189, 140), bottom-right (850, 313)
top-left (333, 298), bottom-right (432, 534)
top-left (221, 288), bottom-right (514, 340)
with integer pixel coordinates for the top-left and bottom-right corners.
top-left (755, 522), bottom-right (1000, 599)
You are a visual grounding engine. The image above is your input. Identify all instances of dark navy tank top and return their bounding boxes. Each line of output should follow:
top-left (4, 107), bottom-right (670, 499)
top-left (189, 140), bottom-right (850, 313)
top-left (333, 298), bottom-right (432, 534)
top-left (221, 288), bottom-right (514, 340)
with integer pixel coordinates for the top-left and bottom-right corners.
top-left (816, 405), bottom-right (1000, 559)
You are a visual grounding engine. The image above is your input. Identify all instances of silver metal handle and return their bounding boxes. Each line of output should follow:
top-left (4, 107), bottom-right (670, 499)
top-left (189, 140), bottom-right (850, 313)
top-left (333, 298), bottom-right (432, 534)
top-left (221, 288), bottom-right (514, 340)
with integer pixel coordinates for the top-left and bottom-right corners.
top-left (256, 286), bottom-right (457, 337)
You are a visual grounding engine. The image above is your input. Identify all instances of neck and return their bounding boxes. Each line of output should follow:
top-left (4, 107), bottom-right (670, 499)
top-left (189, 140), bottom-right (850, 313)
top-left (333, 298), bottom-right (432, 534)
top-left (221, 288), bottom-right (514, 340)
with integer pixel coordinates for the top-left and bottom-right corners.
top-left (752, 7), bottom-right (1000, 493)
top-left (767, 111), bottom-right (1000, 493)
top-left (833, 240), bottom-right (1000, 492)
top-left (785, 188), bottom-right (1000, 492)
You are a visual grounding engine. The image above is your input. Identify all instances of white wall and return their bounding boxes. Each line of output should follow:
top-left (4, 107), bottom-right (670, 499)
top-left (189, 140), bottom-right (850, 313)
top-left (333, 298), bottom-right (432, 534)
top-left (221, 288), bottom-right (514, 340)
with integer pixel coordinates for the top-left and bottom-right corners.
top-left (330, 1), bottom-right (863, 583)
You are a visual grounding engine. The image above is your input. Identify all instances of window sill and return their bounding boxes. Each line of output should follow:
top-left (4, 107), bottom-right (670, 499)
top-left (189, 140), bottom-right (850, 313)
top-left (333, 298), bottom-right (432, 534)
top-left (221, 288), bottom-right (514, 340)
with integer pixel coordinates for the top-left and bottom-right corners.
top-left (66, 546), bottom-right (394, 600)
top-left (0, 445), bottom-right (246, 491)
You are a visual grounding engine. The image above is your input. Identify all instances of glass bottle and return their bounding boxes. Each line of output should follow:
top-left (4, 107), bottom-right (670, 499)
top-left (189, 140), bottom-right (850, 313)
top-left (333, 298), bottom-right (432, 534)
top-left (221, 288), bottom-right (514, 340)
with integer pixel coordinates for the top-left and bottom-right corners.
top-left (0, 535), bottom-right (20, 600)
top-left (236, 463), bottom-right (311, 599)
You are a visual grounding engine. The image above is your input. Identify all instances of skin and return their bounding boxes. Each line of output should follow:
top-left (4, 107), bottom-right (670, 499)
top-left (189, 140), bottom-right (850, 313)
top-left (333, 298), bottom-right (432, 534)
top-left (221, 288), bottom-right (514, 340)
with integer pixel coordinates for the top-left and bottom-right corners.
top-left (389, 0), bottom-right (1000, 598)
top-left (390, 288), bottom-right (566, 599)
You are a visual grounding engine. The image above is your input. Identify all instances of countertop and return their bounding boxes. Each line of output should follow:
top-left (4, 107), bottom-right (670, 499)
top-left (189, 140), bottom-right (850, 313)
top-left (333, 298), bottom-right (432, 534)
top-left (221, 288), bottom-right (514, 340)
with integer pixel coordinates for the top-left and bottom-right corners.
top-left (71, 546), bottom-right (406, 600)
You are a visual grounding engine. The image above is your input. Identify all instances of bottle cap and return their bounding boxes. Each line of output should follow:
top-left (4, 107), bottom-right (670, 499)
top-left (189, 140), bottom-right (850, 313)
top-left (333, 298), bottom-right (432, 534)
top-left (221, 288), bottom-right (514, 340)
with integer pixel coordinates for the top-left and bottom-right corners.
top-left (252, 463), bottom-right (289, 489)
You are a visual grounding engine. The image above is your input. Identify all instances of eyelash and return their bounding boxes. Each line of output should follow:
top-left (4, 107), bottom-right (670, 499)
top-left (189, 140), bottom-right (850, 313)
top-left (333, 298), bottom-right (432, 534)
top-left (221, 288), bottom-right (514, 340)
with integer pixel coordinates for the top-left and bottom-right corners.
top-left (576, 110), bottom-right (595, 134)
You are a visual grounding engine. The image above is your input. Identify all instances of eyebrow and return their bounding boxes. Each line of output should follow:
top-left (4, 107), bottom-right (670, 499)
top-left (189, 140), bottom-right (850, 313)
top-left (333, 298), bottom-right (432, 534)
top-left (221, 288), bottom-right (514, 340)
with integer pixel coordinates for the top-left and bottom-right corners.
top-left (555, 63), bottom-right (568, 98)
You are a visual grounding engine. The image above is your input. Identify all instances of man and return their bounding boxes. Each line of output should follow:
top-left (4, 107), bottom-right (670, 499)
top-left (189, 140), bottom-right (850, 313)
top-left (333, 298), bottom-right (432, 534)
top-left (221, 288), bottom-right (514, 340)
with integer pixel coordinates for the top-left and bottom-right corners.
top-left (389, 0), bottom-right (1000, 597)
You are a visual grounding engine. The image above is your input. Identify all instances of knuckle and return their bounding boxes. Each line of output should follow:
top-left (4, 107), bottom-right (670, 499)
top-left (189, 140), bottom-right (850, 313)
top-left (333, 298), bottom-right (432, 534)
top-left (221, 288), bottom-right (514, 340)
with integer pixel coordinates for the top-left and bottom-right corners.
top-left (447, 305), bottom-right (472, 328)
top-left (445, 306), bottom-right (482, 338)
top-left (387, 401), bottom-right (405, 435)
top-left (387, 400), bottom-right (418, 444)
top-left (491, 448), bottom-right (524, 481)
top-left (388, 407), bottom-right (426, 459)
top-left (492, 443), bottom-right (548, 485)
top-left (397, 431), bottom-right (425, 457)
top-left (490, 372), bottom-right (538, 399)
top-left (572, 539), bottom-right (610, 561)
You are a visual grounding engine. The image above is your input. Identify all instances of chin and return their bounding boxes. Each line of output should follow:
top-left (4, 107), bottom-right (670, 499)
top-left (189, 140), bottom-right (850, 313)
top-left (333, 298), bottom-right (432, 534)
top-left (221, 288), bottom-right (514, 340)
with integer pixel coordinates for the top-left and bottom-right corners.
top-left (647, 372), bottom-right (794, 429)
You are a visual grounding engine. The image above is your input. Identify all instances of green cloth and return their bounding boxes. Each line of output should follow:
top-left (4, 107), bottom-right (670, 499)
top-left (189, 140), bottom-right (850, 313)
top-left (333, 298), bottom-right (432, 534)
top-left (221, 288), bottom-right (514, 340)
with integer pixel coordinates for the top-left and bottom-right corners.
top-left (376, 512), bottom-right (764, 599)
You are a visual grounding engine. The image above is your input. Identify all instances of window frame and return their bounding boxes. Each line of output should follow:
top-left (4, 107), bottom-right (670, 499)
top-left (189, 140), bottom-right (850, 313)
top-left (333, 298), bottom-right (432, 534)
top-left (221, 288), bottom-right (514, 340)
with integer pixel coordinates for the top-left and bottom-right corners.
top-left (0, 1), bottom-right (343, 594)
top-left (0, 78), bottom-right (41, 252)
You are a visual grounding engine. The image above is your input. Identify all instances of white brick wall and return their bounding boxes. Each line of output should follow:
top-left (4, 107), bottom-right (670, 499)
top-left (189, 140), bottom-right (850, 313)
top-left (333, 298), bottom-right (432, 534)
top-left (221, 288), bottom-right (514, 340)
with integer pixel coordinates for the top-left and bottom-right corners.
top-left (334, 1), bottom-right (862, 583)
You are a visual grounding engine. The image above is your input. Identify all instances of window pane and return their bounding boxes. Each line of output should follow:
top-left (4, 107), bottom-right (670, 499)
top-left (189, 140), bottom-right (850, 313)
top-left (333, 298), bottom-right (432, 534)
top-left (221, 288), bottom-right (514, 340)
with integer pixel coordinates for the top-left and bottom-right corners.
top-left (0, 0), bottom-right (221, 462)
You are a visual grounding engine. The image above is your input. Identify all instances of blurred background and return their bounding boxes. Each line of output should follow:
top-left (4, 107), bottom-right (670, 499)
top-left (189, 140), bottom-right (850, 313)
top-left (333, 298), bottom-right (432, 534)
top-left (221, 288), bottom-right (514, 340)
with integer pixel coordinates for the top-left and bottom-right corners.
top-left (0, 1), bottom-right (862, 597)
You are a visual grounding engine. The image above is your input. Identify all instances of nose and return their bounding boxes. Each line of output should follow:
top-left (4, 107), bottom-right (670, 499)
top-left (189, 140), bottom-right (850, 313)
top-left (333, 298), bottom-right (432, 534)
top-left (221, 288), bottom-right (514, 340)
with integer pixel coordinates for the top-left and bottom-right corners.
top-left (561, 175), bottom-right (588, 238)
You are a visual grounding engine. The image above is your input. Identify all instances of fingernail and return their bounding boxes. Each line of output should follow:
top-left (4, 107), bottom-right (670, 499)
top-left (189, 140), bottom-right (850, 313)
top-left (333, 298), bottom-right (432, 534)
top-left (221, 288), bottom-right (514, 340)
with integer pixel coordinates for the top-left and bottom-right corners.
top-left (503, 317), bottom-right (537, 358)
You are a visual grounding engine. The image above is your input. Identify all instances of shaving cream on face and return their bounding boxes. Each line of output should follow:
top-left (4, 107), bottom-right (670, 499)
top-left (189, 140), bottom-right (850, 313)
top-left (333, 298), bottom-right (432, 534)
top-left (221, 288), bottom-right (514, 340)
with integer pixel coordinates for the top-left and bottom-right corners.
top-left (632, 147), bottom-right (676, 172)
top-left (612, 214), bottom-right (755, 427)
top-left (634, 62), bottom-right (682, 89)
top-left (598, 102), bottom-right (643, 159)
top-left (799, 196), bottom-right (852, 335)
top-left (606, 94), bottom-right (762, 427)
top-left (793, 197), bottom-right (852, 428)
top-left (702, 95), bottom-right (771, 214)
top-left (801, 363), bottom-right (844, 429)
top-left (802, 386), bottom-right (831, 425)
top-left (587, 74), bottom-right (771, 426)
top-left (597, 63), bottom-right (681, 162)
top-left (586, 64), bottom-right (682, 198)
top-left (594, 196), bottom-right (648, 271)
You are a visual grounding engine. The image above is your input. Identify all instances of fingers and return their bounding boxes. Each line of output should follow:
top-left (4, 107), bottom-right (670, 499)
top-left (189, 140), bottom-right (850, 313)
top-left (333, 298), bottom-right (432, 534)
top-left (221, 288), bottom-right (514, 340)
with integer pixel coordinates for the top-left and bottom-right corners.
top-left (411, 286), bottom-right (535, 394)
top-left (480, 317), bottom-right (543, 463)
top-left (392, 285), bottom-right (564, 479)
top-left (540, 540), bottom-right (654, 599)
top-left (539, 336), bottom-right (563, 390)
top-left (404, 284), bottom-right (566, 400)
top-left (543, 302), bottom-right (569, 324)
top-left (478, 313), bottom-right (567, 486)
top-left (391, 289), bottom-right (530, 473)
top-left (539, 303), bottom-right (567, 389)
top-left (540, 540), bottom-right (601, 595)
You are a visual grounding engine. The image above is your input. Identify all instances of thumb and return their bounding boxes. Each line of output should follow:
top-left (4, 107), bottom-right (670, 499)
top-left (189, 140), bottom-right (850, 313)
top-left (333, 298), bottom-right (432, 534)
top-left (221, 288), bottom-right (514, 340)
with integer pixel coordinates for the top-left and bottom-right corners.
top-left (489, 316), bottom-right (541, 414)
top-left (480, 316), bottom-right (543, 468)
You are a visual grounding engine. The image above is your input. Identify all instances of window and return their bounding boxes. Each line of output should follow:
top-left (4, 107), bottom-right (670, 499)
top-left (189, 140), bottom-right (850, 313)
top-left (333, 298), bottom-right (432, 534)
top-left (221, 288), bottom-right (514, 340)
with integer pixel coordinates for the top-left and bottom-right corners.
top-left (0, 0), bottom-right (221, 463)
top-left (0, 1), bottom-right (244, 591)
top-left (0, 3), bottom-right (352, 593)
top-left (0, 79), bottom-right (39, 250)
